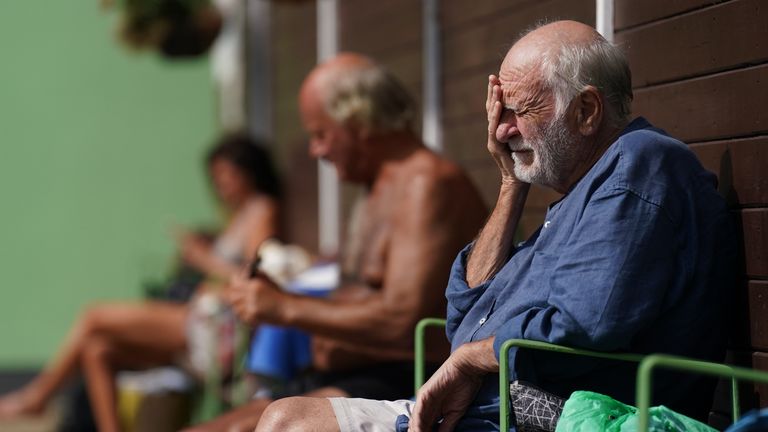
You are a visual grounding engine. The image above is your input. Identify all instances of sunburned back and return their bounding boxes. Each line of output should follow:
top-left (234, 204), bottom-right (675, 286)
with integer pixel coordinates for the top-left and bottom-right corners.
top-left (343, 148), bottom-right (486, 293)
top-left (316, 147), bottom-right (488, 369)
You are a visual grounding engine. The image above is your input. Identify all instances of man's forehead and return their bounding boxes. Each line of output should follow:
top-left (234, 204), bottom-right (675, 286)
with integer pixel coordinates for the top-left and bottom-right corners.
top-left (498, 62), bottom-right (543, 93)
top-left (498, 33), bottom-right (550, 82)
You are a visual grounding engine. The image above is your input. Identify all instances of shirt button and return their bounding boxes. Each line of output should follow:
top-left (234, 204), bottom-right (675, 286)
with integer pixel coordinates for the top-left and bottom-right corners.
top-left (479, 317), bottom-right (486, 325)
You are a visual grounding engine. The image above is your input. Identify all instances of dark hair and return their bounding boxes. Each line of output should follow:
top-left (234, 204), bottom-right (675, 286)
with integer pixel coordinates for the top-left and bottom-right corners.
top-left (206, 134), bottom-right (282, 199)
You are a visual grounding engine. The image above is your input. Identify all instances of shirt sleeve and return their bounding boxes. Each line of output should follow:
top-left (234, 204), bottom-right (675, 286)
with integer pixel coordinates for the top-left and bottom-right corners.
top-left (493, 188), bottom-right (680, 375)
top-left (445, 243), bottom-right (493, 343)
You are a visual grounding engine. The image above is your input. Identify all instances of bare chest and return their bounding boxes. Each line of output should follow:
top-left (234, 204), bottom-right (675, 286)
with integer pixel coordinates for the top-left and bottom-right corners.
top-left (342, 187), bottom-right (400, 288)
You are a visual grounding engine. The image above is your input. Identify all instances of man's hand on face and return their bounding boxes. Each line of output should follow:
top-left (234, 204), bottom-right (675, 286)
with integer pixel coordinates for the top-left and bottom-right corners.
top-left (223, 268), bottom-right (283, 326)
top-left (486, 75), bottom-right (526, 187)
top-left (410, 339), bottom-right (497, 432)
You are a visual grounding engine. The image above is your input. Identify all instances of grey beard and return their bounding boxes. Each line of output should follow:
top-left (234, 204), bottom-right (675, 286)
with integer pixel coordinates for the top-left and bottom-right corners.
top-left (513, 112), bottom-right (578, 188)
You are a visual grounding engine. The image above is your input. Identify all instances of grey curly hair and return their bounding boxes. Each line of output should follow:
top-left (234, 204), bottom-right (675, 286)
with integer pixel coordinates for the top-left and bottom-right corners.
top-left (314, 60), bottom-right (417, 134)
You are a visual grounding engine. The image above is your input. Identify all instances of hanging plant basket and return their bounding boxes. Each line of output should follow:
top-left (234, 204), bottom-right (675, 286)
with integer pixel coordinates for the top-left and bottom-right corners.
top-left (105, 0), bottom-right (222, 59)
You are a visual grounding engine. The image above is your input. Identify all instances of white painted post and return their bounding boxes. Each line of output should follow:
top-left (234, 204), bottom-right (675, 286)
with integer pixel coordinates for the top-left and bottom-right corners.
top-left (422, 0), bottom-right (442, 152)
top-left (317, 0), bottom-right (341, 256)
top-left (246, 0), bottom-right (273, 140)
top-left (596, 0), bottom-right (614, 42)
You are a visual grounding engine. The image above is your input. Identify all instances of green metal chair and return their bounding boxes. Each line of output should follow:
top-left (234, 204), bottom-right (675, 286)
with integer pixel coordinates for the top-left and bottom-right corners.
top-left (415, 317), bottom-right (768, 431)
top-left (193, 320), bottom-right (252, 423)
top-left (634, 354), bottom-right (768, 431)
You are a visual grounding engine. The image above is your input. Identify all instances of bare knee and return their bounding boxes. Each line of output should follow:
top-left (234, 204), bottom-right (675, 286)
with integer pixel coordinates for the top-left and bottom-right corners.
top-left (79, 303), bottom-right (115, 337)
top-left (80, 336), bottom-right (113, 367)
top-left (257, 397), bottom-right (338, 432)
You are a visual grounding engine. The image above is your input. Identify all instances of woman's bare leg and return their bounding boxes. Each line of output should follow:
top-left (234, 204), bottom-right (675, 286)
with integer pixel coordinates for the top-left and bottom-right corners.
top-left (81, 302), bottom-right (190, 432)
top-left (0, 301), bottom-right (188, 423)
top-left (81, 336), bottom-right (121, 432)
top-left (0, 305), bottom-right (101, 417)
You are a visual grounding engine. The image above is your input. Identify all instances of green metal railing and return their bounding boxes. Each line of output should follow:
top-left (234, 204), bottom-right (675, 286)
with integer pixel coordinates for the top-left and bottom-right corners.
top-left (415, 317), bottom-right (768, 431)
top-left (498, 339), bottom-right (645, 432)
top-left (194, 316), bottom-right (252, 423)
top-left (414, 317), bottom-right (447, 393)
top-left (635, 354), bottom-right (768, 431)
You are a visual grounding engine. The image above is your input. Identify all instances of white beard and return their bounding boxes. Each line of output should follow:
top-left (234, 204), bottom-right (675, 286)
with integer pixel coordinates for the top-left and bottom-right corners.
top-left (509, 112), bottom-right (579, 188)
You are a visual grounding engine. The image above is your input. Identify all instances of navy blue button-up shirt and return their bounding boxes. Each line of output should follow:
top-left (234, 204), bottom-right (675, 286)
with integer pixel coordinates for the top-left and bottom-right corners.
top-left (444, 118), bottom-right (737, 430)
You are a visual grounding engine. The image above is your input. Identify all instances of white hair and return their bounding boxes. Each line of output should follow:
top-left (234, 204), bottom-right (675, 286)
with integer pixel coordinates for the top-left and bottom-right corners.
top-left (316, 63), bottom-right (416, 133)
top-left (533, 30), bottom-right (633, 125)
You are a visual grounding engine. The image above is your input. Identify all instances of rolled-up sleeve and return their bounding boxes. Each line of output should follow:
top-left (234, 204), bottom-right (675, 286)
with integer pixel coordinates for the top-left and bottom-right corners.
top-left (445, 244), bottom-right (493, 342)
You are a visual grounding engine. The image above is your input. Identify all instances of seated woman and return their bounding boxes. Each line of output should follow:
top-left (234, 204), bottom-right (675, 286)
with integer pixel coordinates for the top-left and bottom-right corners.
top-left (0, 133), bottom-right (281, 432)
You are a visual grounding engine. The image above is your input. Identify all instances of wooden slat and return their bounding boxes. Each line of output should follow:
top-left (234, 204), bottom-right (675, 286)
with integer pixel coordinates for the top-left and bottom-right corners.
top-left (738, 209), bottom-right (768, 279)
top-left (614, 0), bottom-right (728, 30)
top-left (381, 49), bottom-right (422, 83)
top-left (519, 211), bottom-right (546, 240)
top-left (729, 281), bottom-right (752, 350)
top-left (442, 0), bottom-right (594, 77)
top-left (751, 351), bottom-right (768, 408)
top-left (443, 73), bottom-right (488, 125)
top-left (443, 32), bottom-right (508, 80)
top-left (463, 164), bottom-right (552, 240)
top-left (272, 0), bottom-right (318, 251)
top-left (526, 185), bottom-right (563, 209)
top-left (273, 56), bottom-right (313, 148)
top-left (465, 162), bottom-right (502, 210)
top-left (616, 0), bottom-right (768, 87)
top-left (379, 49), bottom-right (423, 99)
top-left (441, 0), bottom-right (536, 31)
top-left (748, 281), bottom-right (768, 351)
top-left (340, 1), bottom-right (421, 58)
top-left (339, 0), bottom-right (414, 25)
top-left (272, 2), bottom-right (316, 68)
top-left (272, 2), bottom-right (316, 145)
top-left (632, 64), bottom-right (768, 143)
top-left (273, 0), bottom-right (316, 30)
top-left (690, 136), bottom-right (768, 207)
top-left (722, 350), bottom-right (768, 410)
top-left (444, 7), bottom-right (768, 138)
top-left (283, 143), bottom-right (319, 251)
top-left (443, 117), bottom-right (488, 163)
top-left (708, 374), bottom-right (742, 427)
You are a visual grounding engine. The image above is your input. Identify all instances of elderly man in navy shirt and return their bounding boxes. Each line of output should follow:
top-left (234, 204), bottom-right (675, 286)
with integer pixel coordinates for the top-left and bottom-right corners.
top-left (255, 20), bottom-right (737, 432)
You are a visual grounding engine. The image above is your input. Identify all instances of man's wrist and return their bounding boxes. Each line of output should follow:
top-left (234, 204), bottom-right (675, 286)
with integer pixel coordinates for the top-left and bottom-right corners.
top-left (455, 337), bottom-right (499, 375)
top-left (500, 176), bottom-right (531, 190)
top-left (271, 290), bottom-right (293, 325)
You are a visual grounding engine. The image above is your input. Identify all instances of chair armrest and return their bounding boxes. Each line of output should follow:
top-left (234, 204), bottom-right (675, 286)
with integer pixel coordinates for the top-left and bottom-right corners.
top-left (414, 316), bottom-right (768, 432)
top-left (498, 339), bottom-right (644, 432)
top-left (414, 318), bottom-right (447, 393)
top-left (635, 354), bottom-right (768, 431)
top-left (499, 340), bottom-right (768, 431)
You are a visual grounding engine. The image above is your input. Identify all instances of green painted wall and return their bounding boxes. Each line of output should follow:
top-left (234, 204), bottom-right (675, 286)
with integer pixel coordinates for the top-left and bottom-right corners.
top-left (0, 2), bottom-right (218, 367)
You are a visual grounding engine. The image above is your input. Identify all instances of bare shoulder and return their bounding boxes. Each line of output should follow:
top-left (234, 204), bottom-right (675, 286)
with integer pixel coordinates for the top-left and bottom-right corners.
top-left (397, 149), bottom-right (473, 190)
top-left (244, 195), bottom-right (279, 216)
top-left (390, 149), bottom-right (486, 217)
top-left (240, 196), bottom-right (280, 230)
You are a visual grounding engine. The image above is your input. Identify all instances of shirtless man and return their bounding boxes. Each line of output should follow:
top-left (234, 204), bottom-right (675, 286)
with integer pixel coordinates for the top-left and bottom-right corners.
top-left (184, 53), bottom-right (488, 431)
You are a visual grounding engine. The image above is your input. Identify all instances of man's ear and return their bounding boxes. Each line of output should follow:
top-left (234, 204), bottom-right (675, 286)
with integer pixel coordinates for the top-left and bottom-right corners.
top-left (576, 86), bottom-right (603, 136)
